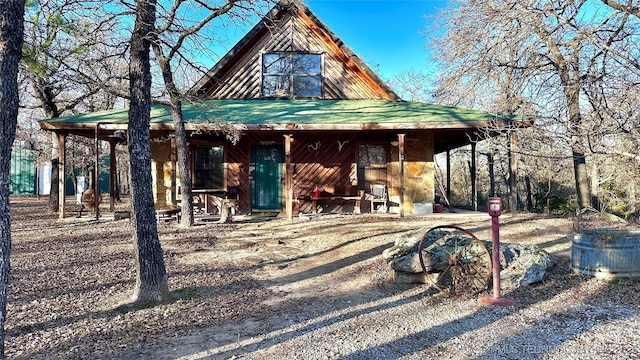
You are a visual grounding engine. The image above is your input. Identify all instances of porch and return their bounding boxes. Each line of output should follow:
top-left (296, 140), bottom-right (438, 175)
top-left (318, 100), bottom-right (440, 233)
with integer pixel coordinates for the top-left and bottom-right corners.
top-left (62, 195), bottom-right (487, 223)
top-left (41, 100), bottom-right (524, 220)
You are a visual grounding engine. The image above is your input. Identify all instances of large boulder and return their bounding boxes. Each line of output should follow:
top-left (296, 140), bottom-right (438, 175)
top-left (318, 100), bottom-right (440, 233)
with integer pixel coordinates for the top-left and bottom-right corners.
top-left (382, 229), bottom-right (554, 289)
top-left (487, 242), bottom-right (555, 290)
top-left (381, 229), bottom-right (429, 284)
top-left (381, 228), bottom-right (427, 273)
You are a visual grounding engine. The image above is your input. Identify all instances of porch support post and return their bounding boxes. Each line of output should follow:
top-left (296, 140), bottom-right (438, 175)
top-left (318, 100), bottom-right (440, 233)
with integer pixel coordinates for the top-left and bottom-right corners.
top-left (446, 150), bottom-right (451, 206)
top-left (94, 124), bottom-right (100, 220)
top-left (109, 139), bottom-right (117, 211)
top-left (398, 133), bottom-right (406, 218)
top-left (509, 131), bottom-right (517, 216)
top-left (170, 136), bottom-right (177, 205)
top-left (284, 134), bottom-right (293, 221)
top-left (57, 132), bottom-right (67, 219)
top-left (471, 143), bottom-right (477, 212)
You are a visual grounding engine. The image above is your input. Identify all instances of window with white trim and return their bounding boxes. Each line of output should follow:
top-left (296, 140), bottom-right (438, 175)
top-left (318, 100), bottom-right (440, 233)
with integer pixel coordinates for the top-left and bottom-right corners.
top-left (262, 53), bottom-right (322, 98)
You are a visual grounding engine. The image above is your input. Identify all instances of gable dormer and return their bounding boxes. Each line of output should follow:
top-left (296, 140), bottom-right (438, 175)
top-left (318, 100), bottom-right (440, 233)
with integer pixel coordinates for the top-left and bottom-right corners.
top-left (189, 0), bottom-right (401, 101)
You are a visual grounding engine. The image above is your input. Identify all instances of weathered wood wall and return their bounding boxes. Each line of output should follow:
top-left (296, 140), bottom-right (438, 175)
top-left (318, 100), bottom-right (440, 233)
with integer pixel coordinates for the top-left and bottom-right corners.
top-left (150, 141), bottom-right (172, 207)
top-left (199, 9), bottom-right (394, 100)
top-left (151, 130), bottom-right (435, 215)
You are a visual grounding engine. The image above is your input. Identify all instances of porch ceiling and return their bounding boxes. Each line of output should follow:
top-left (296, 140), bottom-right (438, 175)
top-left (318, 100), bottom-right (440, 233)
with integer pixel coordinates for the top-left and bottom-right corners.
top-left (39, 99), bottom-right (525, 152)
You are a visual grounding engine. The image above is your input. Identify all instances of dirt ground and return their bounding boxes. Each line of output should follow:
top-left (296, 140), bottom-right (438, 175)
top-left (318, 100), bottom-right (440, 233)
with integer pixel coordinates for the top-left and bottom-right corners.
top-left (6, 196), bottom-right (640, 359)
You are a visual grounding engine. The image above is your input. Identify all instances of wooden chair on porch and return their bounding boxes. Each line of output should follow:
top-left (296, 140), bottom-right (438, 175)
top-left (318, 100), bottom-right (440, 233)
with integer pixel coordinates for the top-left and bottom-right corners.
top-left (370, 184), bottom-right (388, 213)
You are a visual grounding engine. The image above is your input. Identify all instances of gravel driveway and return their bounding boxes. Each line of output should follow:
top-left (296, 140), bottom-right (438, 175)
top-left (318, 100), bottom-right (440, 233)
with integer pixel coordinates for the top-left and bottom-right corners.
top-left (7, 197), bottom-right (640, 359)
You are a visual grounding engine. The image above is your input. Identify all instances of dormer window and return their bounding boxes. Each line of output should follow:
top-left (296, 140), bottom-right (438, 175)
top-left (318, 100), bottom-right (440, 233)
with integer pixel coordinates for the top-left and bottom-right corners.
top-left (262, 53), bottom-right (322, 98)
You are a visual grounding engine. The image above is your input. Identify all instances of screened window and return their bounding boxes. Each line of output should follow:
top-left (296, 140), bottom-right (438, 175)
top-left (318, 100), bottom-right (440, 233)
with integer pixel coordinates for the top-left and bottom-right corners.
top-left (194, 146), bottom-right (224, 189)
top-left (262, 53), bottom-right (322, 98)
top-left (357, 144), bottom-right (388, 190)
top-left (358, 144), bottom-right (387, 166)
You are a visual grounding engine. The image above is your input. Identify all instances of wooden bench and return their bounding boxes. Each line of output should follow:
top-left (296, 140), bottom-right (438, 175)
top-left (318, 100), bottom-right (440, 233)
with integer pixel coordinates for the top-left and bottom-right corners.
top-left (156, 205), bottom-right (181, 222)
top-left (310, 185), bottom-right (364, 214)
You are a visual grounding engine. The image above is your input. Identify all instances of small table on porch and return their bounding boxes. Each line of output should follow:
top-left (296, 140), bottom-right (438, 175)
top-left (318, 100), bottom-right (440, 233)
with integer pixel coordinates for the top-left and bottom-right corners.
top-left (192, 187), bottom-right (239, 215)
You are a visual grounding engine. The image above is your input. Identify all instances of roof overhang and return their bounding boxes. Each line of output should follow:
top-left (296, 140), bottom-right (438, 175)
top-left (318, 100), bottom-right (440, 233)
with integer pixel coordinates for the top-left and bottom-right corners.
top-left (39, 99), bottom-right (530, 153)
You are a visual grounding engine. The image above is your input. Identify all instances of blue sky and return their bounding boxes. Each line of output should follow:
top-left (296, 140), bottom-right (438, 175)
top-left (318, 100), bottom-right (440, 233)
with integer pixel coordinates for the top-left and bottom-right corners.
top-left (307, 0), bottom-right (446, 80)
top-left (208, 0), bottom-right (447, 81)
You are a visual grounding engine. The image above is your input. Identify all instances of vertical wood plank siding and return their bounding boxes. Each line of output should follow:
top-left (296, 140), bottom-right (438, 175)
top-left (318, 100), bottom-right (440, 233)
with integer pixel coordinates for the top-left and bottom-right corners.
top-left (201, 10), bottom-right (393, 100)
top-left (224, 134), bottom-right (252, 212)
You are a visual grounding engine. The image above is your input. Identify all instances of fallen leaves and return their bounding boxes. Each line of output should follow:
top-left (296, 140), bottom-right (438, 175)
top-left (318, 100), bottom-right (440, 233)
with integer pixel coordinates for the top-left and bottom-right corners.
top-left (5, 197), bottom-right (640, 359)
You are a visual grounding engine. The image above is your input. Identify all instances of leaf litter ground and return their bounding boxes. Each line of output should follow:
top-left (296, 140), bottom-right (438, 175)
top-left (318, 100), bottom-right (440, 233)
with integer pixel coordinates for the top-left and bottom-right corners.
top-left (6, 197), bottom-right (640, 359)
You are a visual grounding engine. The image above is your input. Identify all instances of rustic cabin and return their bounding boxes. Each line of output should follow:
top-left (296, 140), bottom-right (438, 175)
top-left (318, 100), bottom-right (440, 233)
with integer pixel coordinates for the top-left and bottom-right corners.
top-left (40, 0), bottom-right (520, 219)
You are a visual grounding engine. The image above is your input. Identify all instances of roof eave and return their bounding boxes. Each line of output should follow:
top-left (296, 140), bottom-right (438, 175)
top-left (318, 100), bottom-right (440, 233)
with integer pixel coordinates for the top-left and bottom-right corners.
top-left (42, 120), bottom-right (503, 132)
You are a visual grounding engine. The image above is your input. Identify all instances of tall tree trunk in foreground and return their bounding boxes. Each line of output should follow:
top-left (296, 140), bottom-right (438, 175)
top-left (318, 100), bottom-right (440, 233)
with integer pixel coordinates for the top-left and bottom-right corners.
top-left (0, 0), bottom-right (25, 355)
top-left (128, 0), bottom-right (168, 303)
top-left (152, 52), bottom-right (194, 226)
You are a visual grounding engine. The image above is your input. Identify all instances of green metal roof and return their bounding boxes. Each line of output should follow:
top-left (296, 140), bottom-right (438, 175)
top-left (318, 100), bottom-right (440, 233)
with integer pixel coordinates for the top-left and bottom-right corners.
top-left (40, 99), bottom-right (515, 131)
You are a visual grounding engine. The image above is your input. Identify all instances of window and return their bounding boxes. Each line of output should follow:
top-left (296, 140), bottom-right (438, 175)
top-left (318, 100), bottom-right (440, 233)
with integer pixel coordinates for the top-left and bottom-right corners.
top-left (194, 146), bottom-right (224, 189)
top-left (358, 144), bottom-right (387, 166)
top-left (357, 144), bottom-right (387, 190)
top-left (262, 53), bottom-right (322, 98)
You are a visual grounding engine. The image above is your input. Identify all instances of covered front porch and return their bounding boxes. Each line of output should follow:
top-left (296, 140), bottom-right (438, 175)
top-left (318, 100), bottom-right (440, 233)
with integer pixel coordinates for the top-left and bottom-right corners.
top-left (39, 99), bottom-right (522, 220)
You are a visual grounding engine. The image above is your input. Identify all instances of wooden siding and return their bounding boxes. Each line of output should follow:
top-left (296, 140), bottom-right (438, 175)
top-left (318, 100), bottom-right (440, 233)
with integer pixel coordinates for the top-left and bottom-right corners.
top-left (225, 132), bottom-right (395, 213)
top-left (224, 138), bottom-right (251, 212)
top-left (152, 129), bottom-right (436, 215)
top-left (290, 133), bottom-right (357, 187)
top-left (199, 9), bottom-right (396, 100)
top-left (294, 13), bottom-right (391, 100)
top-left (290, 133), bottom-right (359, 213)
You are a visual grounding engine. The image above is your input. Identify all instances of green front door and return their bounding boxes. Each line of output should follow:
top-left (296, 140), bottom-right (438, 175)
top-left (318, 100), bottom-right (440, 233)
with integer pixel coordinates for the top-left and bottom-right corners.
top-left (251, 146), bottom-right (283, 211)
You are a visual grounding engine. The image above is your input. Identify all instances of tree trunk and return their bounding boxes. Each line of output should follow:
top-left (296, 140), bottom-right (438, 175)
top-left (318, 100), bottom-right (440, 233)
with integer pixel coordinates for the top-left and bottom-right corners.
top-left (524, 175), bottom-right (533, 211)
top-left (151, 43), bottom-right (194, 226)
top-left (565, 85), bottom-right (592, 210)
top-left (546, 28), bottom-right (592, 211)
top-left (0, 0), bottom-right (25, 355)
top-left (508, 131), bottom-right (518, 215)
top-left (128, 0), bottom-right (168, 304)
top-left (172, 104), bottom-right (194, 226)
top-left (572, 148), bottom-right (592, 210)
top-left (219, 201), bottom-right (233, 224)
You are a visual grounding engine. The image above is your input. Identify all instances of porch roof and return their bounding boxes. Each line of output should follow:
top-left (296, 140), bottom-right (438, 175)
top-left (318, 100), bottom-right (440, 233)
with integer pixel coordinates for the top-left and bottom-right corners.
top-left (41, 99), bottom-right (516, 128)
top-left (39, 99), bottom-right (523, 152)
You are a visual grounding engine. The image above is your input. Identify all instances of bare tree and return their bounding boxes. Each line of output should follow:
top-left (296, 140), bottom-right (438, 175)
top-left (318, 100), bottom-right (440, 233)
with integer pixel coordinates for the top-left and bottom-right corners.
top-left (20, 0), bottom-right (127, 211)
top-left (128, 0), bottom-right (169, 304)
top-left (150, 0), bottom-right (272, 226)
top-left (387, 69), bottom-right (433, 102)
top-left (431, 0), bottom-right (640, 211)
top-left (0, 0), bottom-right (25, 355)
top-left (601, 0), bottom-right (640, 19)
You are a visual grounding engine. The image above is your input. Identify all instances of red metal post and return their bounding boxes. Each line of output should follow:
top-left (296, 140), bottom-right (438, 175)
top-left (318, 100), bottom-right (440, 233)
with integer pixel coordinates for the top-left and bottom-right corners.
top-left (490, 215), bottom-right (502, 298)
top-left (479, 197), bottom-right (515, 306)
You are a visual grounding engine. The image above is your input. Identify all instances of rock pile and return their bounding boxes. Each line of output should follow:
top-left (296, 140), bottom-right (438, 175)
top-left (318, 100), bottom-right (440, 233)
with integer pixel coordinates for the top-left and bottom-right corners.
top-left (382, 227), bottom-right (554, 290)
